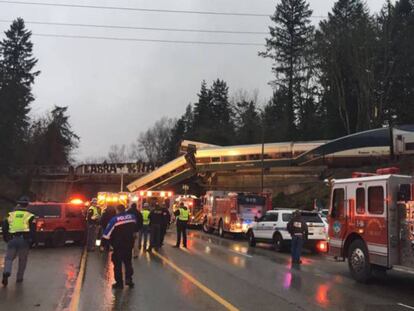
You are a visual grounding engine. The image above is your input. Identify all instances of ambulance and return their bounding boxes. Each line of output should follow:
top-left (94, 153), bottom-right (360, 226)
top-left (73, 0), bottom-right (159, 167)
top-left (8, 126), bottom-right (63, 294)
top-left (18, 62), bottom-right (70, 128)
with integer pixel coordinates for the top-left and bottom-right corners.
top-left (97, 192), bottom-right (129, 211)
top-left (328, 167), bottom-right (414, 282)
top-left (129, 190), bottom-right (174, 210)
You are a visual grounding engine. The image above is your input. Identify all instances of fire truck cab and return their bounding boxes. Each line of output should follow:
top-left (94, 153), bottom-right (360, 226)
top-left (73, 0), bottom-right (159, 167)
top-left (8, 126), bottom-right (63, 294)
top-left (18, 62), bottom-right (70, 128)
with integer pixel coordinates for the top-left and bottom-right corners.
top-left (328, 168), bottom-right (414, 282)
top-left (202, 191), bottom-right (271, 236)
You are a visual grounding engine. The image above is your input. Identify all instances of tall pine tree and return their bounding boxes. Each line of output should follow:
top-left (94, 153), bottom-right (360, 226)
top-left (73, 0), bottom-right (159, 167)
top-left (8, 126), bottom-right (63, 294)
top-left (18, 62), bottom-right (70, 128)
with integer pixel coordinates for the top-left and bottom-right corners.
top-left (0, 18), bottom-right (40, 170)
top-left (316, 0), bottom-right (377, 135)
top-left (260, 0), bottom-right (315, 140)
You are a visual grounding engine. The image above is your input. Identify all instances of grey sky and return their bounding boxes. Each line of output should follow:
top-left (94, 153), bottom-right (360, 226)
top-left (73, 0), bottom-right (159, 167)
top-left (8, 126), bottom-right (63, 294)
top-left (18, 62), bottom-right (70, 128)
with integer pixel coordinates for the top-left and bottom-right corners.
top-left (0, 0), bottom-right (386, 160)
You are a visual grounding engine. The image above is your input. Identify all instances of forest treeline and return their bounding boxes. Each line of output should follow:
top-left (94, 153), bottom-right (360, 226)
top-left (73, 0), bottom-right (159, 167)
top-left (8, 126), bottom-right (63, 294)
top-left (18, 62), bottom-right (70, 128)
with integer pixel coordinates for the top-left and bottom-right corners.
top-left (120, 0), bottom-right (414, 165)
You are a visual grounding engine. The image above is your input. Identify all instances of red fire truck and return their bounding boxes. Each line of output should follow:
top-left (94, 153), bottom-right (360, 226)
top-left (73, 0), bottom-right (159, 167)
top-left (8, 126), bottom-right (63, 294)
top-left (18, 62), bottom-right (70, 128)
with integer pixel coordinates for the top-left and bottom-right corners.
top-left (202, 191), bottom-right (272, 236)
top-left (328, 167), bottom-right (414, 282)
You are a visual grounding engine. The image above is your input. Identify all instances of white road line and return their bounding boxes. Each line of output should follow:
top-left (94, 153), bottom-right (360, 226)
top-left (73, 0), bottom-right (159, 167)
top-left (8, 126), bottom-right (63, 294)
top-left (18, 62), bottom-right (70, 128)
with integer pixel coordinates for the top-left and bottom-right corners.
top-left (398, 303), bottom-right (414, 310)
top-left (228, 249), bottom-right (253, 258)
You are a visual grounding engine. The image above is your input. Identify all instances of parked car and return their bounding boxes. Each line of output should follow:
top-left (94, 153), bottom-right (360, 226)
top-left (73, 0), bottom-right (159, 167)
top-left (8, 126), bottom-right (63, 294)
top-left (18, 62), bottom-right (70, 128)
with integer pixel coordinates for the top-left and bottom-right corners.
top-left (246, 209), bottom-right (328, 253)
top-left (27, 202), bottom-right (87, 247)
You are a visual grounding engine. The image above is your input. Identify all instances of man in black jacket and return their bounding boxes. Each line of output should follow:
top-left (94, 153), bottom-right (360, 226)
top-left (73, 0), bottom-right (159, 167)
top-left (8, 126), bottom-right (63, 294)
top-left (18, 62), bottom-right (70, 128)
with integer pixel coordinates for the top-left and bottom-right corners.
top-left (160, 202), bottom-right (171, 247)
top-left (148, 204), bottom-right (164, 252)
top-left (103, 205), bottom-right (137, 289)
top-left (127, 203), bottom-right (143, 257)
top-left (287, 210), bottom-right (308, 265)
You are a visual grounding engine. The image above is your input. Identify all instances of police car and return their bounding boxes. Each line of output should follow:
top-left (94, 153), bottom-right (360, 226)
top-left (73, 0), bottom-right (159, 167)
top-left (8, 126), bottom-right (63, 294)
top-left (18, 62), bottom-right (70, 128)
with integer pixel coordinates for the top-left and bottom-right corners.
top-left (246, 209), bottom-right (328, 253)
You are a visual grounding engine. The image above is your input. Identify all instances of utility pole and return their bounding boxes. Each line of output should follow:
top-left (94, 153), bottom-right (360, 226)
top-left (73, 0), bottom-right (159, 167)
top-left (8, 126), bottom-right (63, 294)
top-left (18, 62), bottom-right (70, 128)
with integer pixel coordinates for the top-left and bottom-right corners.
top-left (120, 173), bottom-right (124, 192)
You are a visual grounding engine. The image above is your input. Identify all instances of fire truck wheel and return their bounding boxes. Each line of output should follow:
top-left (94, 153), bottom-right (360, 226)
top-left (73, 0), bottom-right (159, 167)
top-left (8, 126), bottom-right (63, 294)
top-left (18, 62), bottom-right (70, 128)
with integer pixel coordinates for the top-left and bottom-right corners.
top-left (218, 220), bottom-right (225, 237)
top-left (52, 229), bottom-right (67, 248)
top-left (348, 239), bottom-right (372, 283)
top-left (203, 219), bottom-right (212, 233)
top-left (247, 230), bottom-right (256, 247)
top-left (273, 233), bottom-right (284, 252)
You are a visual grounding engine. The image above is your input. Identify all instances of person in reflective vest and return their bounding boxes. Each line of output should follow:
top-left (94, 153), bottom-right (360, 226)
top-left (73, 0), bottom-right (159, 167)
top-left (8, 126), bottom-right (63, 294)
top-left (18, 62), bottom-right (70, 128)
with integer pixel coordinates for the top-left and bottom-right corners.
top-left (2, 197), bottom-right (36, 287)
top-left (86, 198), bottom-right (100, 252)
top-left (174, 202), bottom-right (190, 248)
top-left (139, 203), bottom-right (151, 251)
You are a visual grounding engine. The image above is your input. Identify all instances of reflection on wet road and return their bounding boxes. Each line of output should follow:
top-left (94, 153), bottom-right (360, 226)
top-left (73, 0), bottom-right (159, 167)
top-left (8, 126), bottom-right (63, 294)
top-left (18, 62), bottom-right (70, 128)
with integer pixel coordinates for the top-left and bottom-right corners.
top-left (2, 229), bottom-right (414, 311)
top-left (77, 230), bottom-right (414, 311)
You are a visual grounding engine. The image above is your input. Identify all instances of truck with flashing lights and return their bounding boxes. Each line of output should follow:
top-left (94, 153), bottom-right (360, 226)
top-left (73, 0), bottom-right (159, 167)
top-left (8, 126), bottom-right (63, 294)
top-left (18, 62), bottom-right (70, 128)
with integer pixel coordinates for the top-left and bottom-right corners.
top-left (328, 167), bottom-right (414, 282)
top-left (202, 191), bottom-right (272, 236)
top-left (97, 192), bottom-right (129, 211)
top-left (130, 190), bottom-right (174, 210)
top-left (173, 195), bottom-right (203, 227)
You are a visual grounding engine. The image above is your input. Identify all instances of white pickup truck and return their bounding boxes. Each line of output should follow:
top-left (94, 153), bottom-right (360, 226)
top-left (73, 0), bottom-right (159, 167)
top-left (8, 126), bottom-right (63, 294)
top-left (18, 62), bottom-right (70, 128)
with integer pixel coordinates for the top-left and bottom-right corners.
top-left (246, 209), bottom-right (328, 252)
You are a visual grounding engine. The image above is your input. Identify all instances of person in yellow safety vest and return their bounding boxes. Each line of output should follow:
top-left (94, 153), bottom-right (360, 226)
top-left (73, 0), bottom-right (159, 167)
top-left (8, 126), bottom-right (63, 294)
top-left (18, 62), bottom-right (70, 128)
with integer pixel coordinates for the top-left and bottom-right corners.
top-left (139, 203), bottom-right (151, 251)
top-left (2, 197), bottom-right (36, 287)
top-left (86, 198), bottom-right (100, 252)
top-left (174, 202), bottom-right (190, 248)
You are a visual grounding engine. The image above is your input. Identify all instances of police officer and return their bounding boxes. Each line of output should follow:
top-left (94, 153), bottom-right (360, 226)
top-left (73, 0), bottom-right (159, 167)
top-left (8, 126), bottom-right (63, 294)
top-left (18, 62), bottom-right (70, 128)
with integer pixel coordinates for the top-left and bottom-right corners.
top-left (160, 201), bottom-right (171, 247)
top-left (2, 197), bottom-right (36, 287)
top-left (139, 203), bottom-right (151, 251)
top-left (287, 210), bottom-right (308, 265)
top-left (174, 202), bottom-right (189, 248)
top-left (103, 205), bottom-right (136, 289)
top-left (86, 198), bottom-right (100, 252)
top-left (148, 203), bottom-right (164, 252)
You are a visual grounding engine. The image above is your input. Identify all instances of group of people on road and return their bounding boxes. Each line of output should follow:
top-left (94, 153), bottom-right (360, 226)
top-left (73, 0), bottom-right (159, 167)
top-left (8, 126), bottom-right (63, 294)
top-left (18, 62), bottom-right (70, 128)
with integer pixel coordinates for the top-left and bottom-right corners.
top-left (1, 196), bottom-right (190, 289)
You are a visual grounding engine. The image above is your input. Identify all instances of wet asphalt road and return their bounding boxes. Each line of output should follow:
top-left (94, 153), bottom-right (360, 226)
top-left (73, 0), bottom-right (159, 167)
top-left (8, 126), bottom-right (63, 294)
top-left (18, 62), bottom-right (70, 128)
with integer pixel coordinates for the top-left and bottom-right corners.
top-left (2, 230), bottom-right (414, 311)
top-left (0, 242), bottom-right (82, 311)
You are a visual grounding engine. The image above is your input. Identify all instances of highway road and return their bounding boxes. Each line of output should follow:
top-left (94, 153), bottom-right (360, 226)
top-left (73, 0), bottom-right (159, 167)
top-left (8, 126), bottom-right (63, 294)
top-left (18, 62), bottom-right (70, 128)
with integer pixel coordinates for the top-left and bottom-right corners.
top-left (2, 230), bottom-right (414, 311)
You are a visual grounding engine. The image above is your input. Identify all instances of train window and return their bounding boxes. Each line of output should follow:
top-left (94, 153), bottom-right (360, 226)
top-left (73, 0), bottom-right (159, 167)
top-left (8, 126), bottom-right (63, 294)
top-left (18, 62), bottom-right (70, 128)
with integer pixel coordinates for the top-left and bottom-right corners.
top-left (405, 143), bottom-right (414, 151)
top-left (211, 157), bottom-right (220, 162)
top-left (368, 186), bottom-right (384, 215)
top-left (331, 188), bottom-right (345, 219)
top-left (356, 188), bottom-right (365, 214)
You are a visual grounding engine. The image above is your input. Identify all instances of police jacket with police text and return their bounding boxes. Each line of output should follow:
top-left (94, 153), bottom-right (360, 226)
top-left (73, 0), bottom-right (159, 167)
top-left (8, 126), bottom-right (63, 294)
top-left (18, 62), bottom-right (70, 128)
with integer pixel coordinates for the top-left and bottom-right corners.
top-left (102, 212), bottom-right (136, 249)
top-left (287, 214), bottom-right (308, 238)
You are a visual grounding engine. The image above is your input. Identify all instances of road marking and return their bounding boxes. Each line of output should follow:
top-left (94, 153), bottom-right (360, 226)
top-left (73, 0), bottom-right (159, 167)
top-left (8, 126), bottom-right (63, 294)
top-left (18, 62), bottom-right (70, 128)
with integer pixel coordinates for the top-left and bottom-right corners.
top-left (68, 248), bottom-right (88, 311)
top-left (398, 303), bottom-right (414, 310)
top-left (227, 249), bottom-right (253, 258)
top-left (153, 250), bottom-right (240, 311)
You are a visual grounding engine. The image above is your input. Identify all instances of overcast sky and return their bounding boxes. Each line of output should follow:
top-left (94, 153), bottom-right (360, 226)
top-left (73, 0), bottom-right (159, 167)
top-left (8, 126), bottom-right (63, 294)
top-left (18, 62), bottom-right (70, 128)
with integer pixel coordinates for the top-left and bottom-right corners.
top-left (0, 0), bottom-right (387, 161)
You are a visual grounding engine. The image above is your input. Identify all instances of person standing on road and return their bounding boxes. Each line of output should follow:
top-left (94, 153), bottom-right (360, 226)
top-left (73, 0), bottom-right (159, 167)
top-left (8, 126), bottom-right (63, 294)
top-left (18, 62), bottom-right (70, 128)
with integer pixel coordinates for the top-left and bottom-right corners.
top-left (287, 210), bottom-right (308, 265)
top-left (100, 205), bottom-right (116, 252)
top-left (127, 203), bottom-right (143, 258)
top-left (86, 198), bottom-right (100, 252)
top-left (139, 203), bottom-right (151, 251)
top-left (174, 202), bottom-right (189, 248)
top-left (148, 203), bottom-right (164, 252)
top-left (103, 204), bottom-right (136, 289)
top-left (2, 197), bottom-right (36, 287)
top-left (160, 202), bottom-right (171, 247)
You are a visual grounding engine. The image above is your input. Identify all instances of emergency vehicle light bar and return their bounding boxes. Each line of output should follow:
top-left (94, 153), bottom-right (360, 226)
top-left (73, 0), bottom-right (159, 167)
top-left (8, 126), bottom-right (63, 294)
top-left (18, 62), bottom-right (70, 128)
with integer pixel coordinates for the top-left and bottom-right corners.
top-left (135, 191), bottom-right (173, 198)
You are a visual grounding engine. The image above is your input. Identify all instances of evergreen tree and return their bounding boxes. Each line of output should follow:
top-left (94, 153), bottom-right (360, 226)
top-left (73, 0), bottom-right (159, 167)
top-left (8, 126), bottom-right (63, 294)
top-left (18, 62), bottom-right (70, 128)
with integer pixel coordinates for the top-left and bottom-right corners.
top-left (192, 81), bottom-right (213, 141)
top-left (209, 79), bottom-right (235, 145)
top-left (260, 0), bottom-right (315, 140)
top-left (235, 99), bottom-right (261, 144)
top-left (262, 91), bottom-right (290, 143)
top-left (32, 106), bottom-right (79, 165)
top-left (0, 18), bottom-right (40, 170)
top-left (315, 0), bottom-right (377, 135)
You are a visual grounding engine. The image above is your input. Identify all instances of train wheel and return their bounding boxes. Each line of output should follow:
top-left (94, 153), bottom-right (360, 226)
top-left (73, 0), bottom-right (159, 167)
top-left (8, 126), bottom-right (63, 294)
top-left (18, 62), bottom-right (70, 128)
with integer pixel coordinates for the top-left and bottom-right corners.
top-left (348, 239), bottom-right (372, 283)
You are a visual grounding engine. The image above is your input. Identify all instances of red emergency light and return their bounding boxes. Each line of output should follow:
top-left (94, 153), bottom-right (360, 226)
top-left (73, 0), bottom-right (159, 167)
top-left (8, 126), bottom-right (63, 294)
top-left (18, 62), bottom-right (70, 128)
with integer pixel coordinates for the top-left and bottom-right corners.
top-left (316, 241), bottom-right (328, 253)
